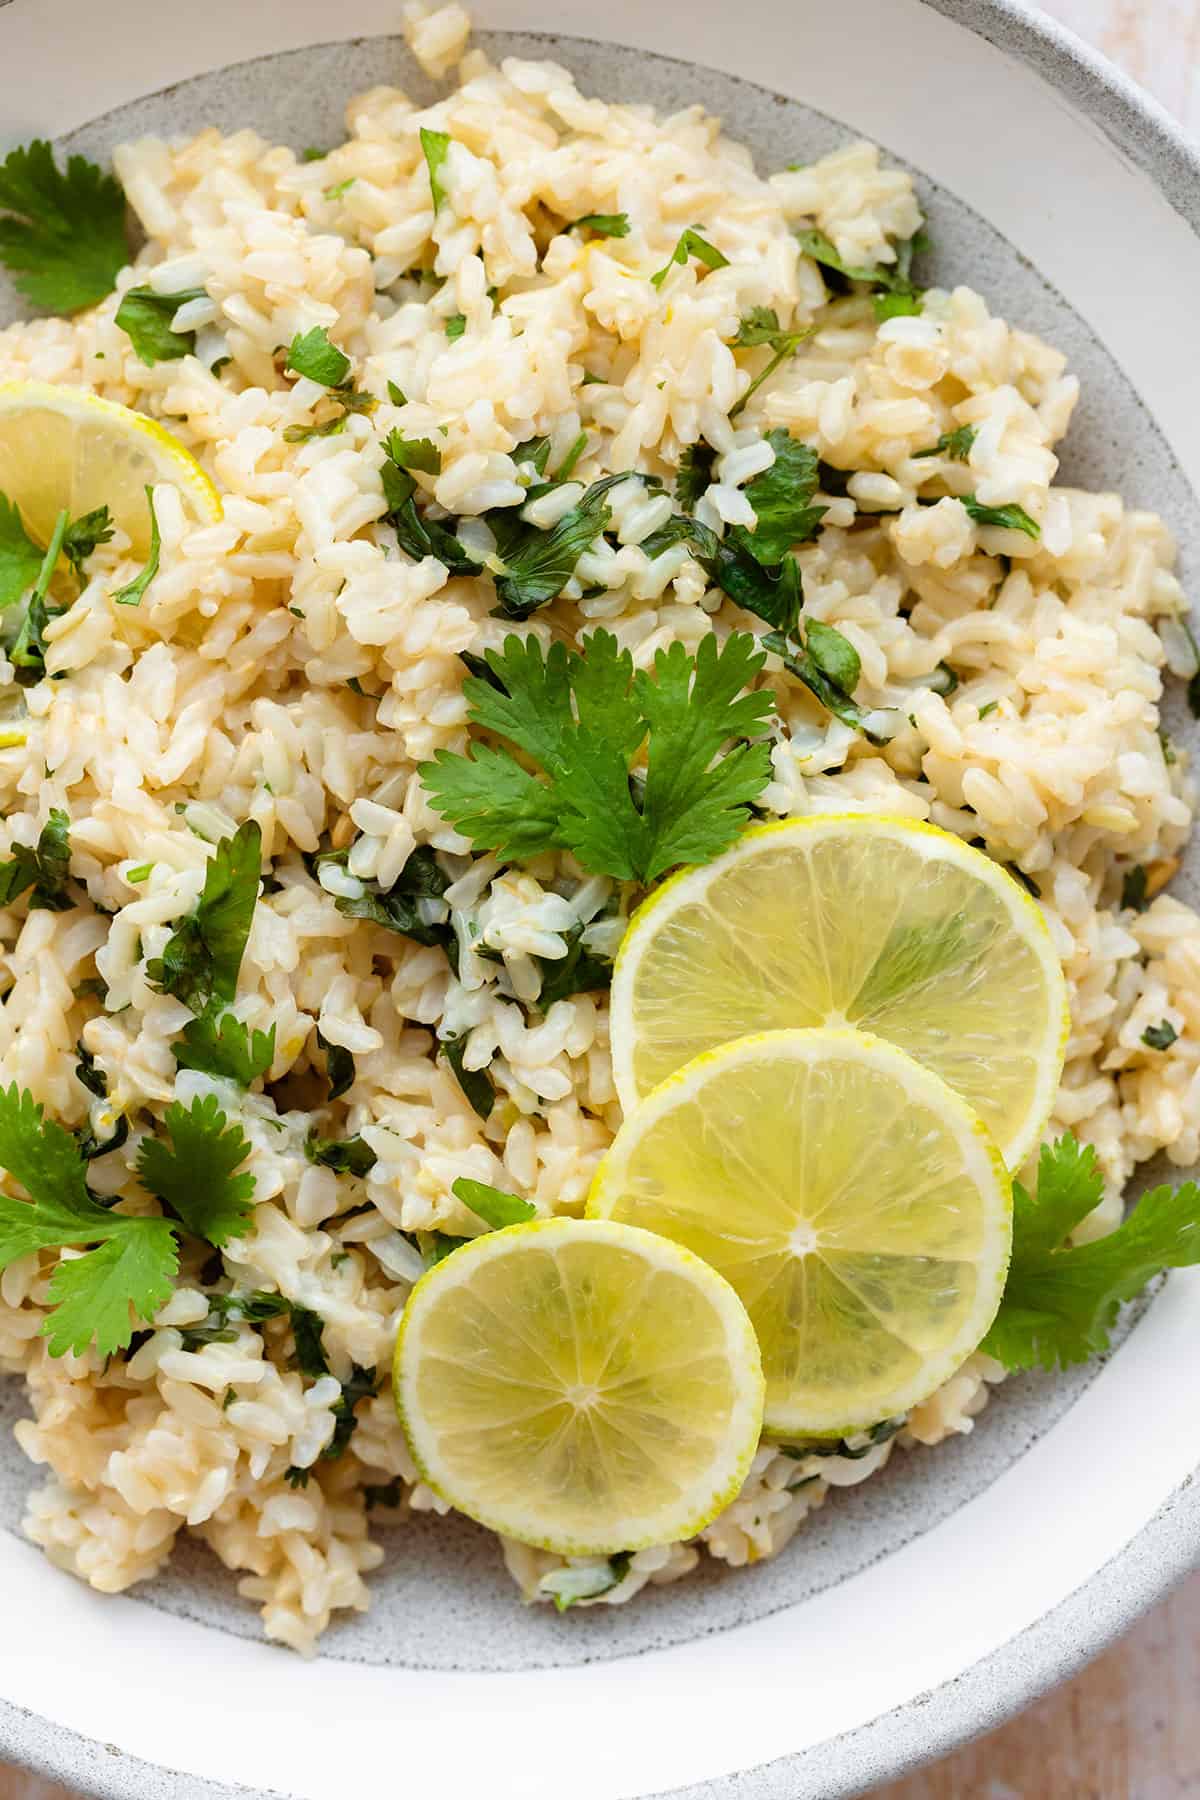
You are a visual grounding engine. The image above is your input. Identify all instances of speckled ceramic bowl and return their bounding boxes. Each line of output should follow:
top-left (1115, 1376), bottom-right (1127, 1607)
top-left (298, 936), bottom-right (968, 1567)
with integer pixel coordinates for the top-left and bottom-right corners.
top-left (1, 2), bottom-right (1199, 1796)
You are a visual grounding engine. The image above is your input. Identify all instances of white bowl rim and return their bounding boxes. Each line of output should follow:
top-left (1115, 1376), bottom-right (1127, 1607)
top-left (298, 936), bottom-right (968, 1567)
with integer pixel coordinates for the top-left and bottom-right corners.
top-left (1, 1), bottom-right (1199, 1795)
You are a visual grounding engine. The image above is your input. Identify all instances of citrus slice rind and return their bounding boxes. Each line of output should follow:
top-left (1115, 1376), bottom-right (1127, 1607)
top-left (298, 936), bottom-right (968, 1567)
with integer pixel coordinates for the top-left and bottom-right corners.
top-left (0, 380), bottom-right (221, 555)
top-left (589, 1027), bottom-right (1013, 1439)
top-left (610, 813), bottom-right (1068, 1169)
top-left (393, 1217), bottom-right (765, 1556)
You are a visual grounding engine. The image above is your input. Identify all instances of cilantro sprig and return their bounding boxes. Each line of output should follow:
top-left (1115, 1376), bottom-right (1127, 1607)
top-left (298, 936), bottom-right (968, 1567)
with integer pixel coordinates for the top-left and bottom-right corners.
top-left (0, 142), bottom-right (129, 315)
top-left (0, 1084), bottom-right (257, 1356)
top-left (421, 629), bottom-right (773, 883)
top-left (983, 1134), bottom-right (1200, 1371)
top-left (147, 821), bottom-right (262, 1012)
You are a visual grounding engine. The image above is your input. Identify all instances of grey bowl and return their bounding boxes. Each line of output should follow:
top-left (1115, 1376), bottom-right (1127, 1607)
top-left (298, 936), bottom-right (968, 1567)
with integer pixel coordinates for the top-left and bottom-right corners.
top-left (1, 3), bottom-right (1199, 1796)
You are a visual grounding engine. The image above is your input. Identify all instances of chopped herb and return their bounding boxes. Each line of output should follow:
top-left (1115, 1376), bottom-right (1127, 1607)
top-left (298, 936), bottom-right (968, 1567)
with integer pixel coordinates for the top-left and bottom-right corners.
top-left (61, 507), bottom-right (115, 584)
top-left (675, 442), bottom-right (715, 509)
top-left (797, 225), bottom-right (928, 319)
top-left (440, 1034), bottom-right (495, 1120)
top-left (0, 1084), bottom-right (178, 1356)
top-left (74, 1042), bottom-right (108, 1102)
top-left (380, 455), bottom-right (479, 575)
top-left (451, 1177), bottom-right (536, 1229)
top-left (978, 700), bottom-right (999, 720)
top-left (146, 820), bottom-right (262, 1013)
top-left (0, 494), bottom-right (44, 613)
top-left (364, 1478), bottom-right (404, 1510)
top-left (962, 496), bottom-right (1040, 539)
top-left (557, 430), bottom-right (589, 482)
top-left (323, 177), bottom-right (356, 201)
top-left (764, 626), bottom-right (885, 743)
top-left (421, 629), bottom-right (773, 882)
top-left (324, 1363), bottom-right (380, 1461)
top-left (534, 926), bottom-right (613, 1008)
top-left (381, 428), bottom-right (442, 476)
top-left (444, 313), bottom-right (467, 340)
top-left (305, 1132), bottom-right (377, 1177)
top-left (1005, 863), bottom-right (1041, 899)
top-left (540, 1553), bottom-right (632, 1611)
top-left (1159, 728), bottom-right (1176, 766)
top-left (420, 127), bottom-right (452, 211)
top-left (112, 488), bottom-right (161, 607)
top-left (0, 809), bottom-right (74, 912)
top-left (9, 507), bottom-right (68, 680)
top-left (570, 213), bottom-right (631, 238)
top-left (1142, 1020), bottom-right (1179, 1051)
top-left (915, 425), bottom-right (977, 463)
top-left (386, 380), bottom-right (407, 406)
top-left (930, 661), bottom-right (959, 696)
top-left (491, 473), bottom-right (625, 619)
top-left (115, 286), bottom-right (205, 365)
top-left (136, 1093), bottom-right (257, 1247)
top-left (983, 1133), bottom-right (1200, 1371)
top-left (0, 141), bottom-right (129, 314)
top-left (290, 1304), bottom-right (330, 1381)
top-left (1121, 865), bottom-right (1148, 913)
top-left (301, 147), bottom-right (329, 162)
top-left (735, 433), bottom-right (825, 566)
top-left (174, 1011), bottom-right (276, 1086)
top-left (286, 326), bottom-right (351, 387)
top-left (650, 226), bottom-right (729, 289)
top-left (321, 844), bottom-right (455, 961)
top-left (730, 307), bottom-right (811, 417)
top-left (317, 1028), bottom-right (355, 1102)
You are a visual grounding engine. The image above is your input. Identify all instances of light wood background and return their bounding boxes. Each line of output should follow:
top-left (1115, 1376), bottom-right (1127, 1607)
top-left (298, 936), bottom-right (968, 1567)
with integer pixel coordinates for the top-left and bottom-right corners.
top-left (2, 3), bottom-right (1197, 1798)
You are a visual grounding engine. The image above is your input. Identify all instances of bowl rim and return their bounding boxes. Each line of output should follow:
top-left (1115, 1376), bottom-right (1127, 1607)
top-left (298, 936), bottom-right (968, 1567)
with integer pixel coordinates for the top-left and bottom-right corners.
top-left (2, 2), bottom-right (1200, 1797)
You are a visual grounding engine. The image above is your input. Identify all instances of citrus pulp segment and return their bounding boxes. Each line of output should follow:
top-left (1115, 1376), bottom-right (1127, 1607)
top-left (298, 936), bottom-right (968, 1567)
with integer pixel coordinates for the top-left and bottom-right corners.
top-left (393, 1217), bottom-right (765, 1555)
top-left (589, 1028), bottom-right (1013, 1438)
top-left (0, 381), bottom-right (221, 555)
top-left (609, 813), bottom-right (1068, 1168)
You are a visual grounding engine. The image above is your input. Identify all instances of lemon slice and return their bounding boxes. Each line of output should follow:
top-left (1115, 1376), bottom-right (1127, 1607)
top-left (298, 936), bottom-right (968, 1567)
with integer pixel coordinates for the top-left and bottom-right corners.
top-left (589, 1028), bottom-right (1012, 1438)
top-left (393, 1217), bottom-right (765, 1555)
top-left (610, 814), bottom-right (1068, 1168)
top-left (0, 381), bottom-right (221, 555)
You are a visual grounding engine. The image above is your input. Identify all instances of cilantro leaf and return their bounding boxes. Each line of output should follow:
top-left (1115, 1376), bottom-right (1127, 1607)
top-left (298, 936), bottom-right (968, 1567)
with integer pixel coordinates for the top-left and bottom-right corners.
top-left (804, 618), bottom-right (861, 693)
top-left (317, 1028), bottom-right (356, 1102)
top-left (420, 127), bottom-right (452, 212)
top-left (136, 1093), bottom-right (256, 1247)
top-left (452, 1177), bottom-right (536, 1228)
top-left (10, 507), bottom-right (68, 680)
top-left (730, 310), bottom-right (811, 417)
top-left (570, 213), bottom-right (630, 238)
top-left (492, 475), bottom-right (620, 618)
top-left (44, 1230), bottom-right (178, 1358)
top-left (440, 1034), bottom-right (495, 1119)
top-left (115, 286), bottom-right (205, 365)
top-left (380, 457), bottom-right (479, 575)
top-left (1121, 865), bottom-right (1148, 912)
top-left (650, 227), bottom-right (729, 290)
top-left (305, 1132), bottom-right (377, 1176)
top-left (286, 326), bottom-right (351, 387)
top-left (534, 926), bottom-right (613, 1009)
top-left (0, 810), bottom-right (75, 913)
top-left (112, 488), bottom-right (161, 607)
top-left (915, 425), bottom-right (976, 463)
top-left (320, 844), bottom-right (455, 961)
top-left (0, 494), bottom-right (44, 611)
top-left (983, 1135), bottom-right (1200, 1371)
top-left (961, 496), bottom-right (1040, 539)
top-left (1142, 1020), bottom-right (1179, 1051)
top-left (445, 314), bottom-right (467, 340)
top-left (382, 429), bottom-right (441, 475)
top-left (797, 225), bottom-right (928, 319)
top-left (324, 1363), bottom-right (378, 1460)
top-left (174, 1011), bottom-right (276, 1086)
top-left (421, 629), bottom-right (773, 882)
top-left (675, 444), bottom-right (715, 509)
top-left (0, 1084), bottom-right (180, 1356)
top-left (146, 821), bottom-right (262, 1012)
top-left (734, 432), bottom-right (824, 565)
top-left (764, 625), bottom-right (887, 742)
top-left (0, 141), bottom-right (129, 315)
top-left (61, 507), bottom-right (114, 584)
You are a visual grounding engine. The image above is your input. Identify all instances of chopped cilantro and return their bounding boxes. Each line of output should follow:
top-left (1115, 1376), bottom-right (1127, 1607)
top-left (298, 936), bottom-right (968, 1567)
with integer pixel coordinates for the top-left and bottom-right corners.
top-left (978, 700), bottom-right (999, 720)
top-left (301, 147), bottom-right (329, 162)
top-left (9, 506), bottom-right (68, 679)
top-left (534, 925), bottom-right (613, 1009)
top-left (286, 326), bottom-right (352, 387)
top-left (983, 1134), bottom-right (1200, 1371)
top-left (421, 628), bottom-right (773, 882)
top-left (1142, 1020), bottom-right (1179, 1051)
top-left (451, 1177), bottom-right (536, 1228)
top-left (323, 177), bottom-right (356, 202)
top-left (650, 227), bottom-right (729, 290)
top-left (1121, 865), bottom-right (1148, 912)
top-left (115, 286), bottom-right (205, 365)
top-left (764, 624), bottom-right (886, 743)
top-left (570, 213), bottom-right (630, 238)
top-left (730, 308), bottom-right (811, 417)
top-left (381, 428), bottom-right (441, 476)
top-left (0, 809), bottom-right (74, 912)
top-left (136, 1094), bottom-right (257, 1248)
top-left (174, 1011), bottom-right (276, 1086)
top-left (540, 1553), bottom-right (632, 1611)
top-left (325, 1363), bottom-right (379, 1460)
top-left (319, 844), bottom-right (454, 961)
top-left (146, 820), bottom-right (262, 1012)
top-left (962, 496), bottom-right (1040, 539)
top-left (491, 473), bottom-right (623, 618)
top-left (444, 313), bottom-right (467, 340)
top-left (61, 507), bottom-right (114, 584)
top-left (915, 425), bottom-right (977, 463)
top-left (112, 488), bottom-right (162, 607)
top-left (675, 443), bottom-right (715, 508)
top-left (386, 380), bottom-right (407, 406)
top-left (420, 127), bottom-right (452, 211)
top-left (317, 1028), bottom-right (356, 1102)
top-left (305, 1132), bottom-right (377, 1177)
top-left (439, 1034), bottom-right (495, 1120)
top-left (0, 494), bottom-right (44, 612)
top-left (0, 141), bottom-right (129, 314)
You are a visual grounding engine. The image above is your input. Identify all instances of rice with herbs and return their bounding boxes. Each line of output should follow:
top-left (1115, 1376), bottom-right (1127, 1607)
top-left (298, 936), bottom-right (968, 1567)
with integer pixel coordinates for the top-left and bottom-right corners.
top-left (1, 2), bottom-right (1198, 1650)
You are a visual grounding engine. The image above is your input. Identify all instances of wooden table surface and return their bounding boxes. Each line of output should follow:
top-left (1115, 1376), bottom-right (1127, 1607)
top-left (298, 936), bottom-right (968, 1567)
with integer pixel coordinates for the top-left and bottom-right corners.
top-left (2, 4), bottom-right (1197, 1799)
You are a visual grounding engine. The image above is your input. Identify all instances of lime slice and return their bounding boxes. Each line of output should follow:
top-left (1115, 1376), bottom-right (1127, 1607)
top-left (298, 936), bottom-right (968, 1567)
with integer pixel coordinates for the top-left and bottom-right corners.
top-left (393, 1217), bottom-right (764, 1554)
top-left (589, 1028), bottom-right (1012, 1438)
top-left (0, 381), bottom-right (221, 555)
top-left (610, 814), bottom-right (1067, 1168)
